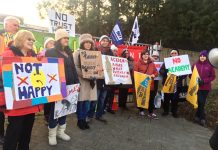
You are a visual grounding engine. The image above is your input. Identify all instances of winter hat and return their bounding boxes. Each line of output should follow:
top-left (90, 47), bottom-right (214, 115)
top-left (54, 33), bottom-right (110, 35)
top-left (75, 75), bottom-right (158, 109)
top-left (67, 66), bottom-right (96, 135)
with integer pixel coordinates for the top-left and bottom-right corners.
top-left (111, 44), bottom-right (118, 51)
top-left (79, 34), bottom-right (94, 45)
top-left (121, 48), bottom-right (129, 56)
top-left (99, 35), bottom-right (110, 42)
top-left (55, 29), bottom-right (69, 41)
top-left (170, 49), bottom-right (179, 56)
top-left (199, 50), bottom-right (208, 57)
top-left (152, 51), bottom-right (159, 57)
top-left (44, 37), bottom-right (55, 48)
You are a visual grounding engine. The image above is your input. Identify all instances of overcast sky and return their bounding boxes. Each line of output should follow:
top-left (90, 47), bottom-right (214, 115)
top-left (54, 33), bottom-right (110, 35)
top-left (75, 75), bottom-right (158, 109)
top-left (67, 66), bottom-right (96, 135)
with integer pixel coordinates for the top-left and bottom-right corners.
top-left (0, 0), bottom-right (48, 27)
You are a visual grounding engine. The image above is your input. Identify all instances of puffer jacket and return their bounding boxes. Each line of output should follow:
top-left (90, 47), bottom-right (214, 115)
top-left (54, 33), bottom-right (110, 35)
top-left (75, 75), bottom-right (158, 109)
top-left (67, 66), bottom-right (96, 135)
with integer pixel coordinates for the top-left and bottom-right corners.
top-left (0, 46), bottom-right (43, 116)
top-left (192, 60), bottom-right (216, 91)
top-left (134, 58), bottom-right (158, 90)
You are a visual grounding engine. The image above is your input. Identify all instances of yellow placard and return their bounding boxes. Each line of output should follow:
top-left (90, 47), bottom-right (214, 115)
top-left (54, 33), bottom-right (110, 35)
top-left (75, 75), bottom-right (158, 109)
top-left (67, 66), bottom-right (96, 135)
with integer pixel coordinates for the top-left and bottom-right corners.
top-left (134, 71), bottom-right (151, 109)
top-left (186, 66), bottom-right (199, 109)
top-left (162, 73), bottom-right (177, 93)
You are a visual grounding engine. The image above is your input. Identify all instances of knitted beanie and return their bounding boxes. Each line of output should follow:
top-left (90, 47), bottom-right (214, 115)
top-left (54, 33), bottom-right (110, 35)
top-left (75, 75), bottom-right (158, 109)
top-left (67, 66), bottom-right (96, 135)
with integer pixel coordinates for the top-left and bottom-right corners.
top-left (99, 35), bottom-right (110, 42)
top-left (55, 29), bottom-right (69, 41)
top-left (152, 51), bottom-right (159, 57)
top-left (199, 50), bottom-right (208, 57)
top-left (44, 37), bottom-right (55, 48)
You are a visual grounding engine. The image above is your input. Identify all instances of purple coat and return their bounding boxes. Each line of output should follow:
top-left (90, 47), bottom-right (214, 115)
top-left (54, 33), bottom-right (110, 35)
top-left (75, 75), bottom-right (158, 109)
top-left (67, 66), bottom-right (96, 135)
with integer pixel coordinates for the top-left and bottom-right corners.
top-left (193, 60), bottom-right (216, 91)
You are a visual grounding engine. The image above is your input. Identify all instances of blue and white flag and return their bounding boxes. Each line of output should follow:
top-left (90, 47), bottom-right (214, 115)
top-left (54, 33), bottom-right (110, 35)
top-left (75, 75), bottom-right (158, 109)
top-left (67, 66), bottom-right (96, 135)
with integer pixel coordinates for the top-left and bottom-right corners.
top-left (131, 17), bottom-right (140, 45)
top-left (110, 21), bottom-right (124, 46)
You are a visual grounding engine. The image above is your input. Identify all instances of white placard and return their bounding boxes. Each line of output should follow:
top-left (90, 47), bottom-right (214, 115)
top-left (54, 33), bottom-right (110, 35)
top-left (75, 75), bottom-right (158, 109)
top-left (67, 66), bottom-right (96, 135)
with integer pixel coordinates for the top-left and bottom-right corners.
top-left (48, 10), bottom-right (75, 37)
top-left (154, 62), bottom-right (163, 80)
top-left (54, 84), bottom-right (79, 119)
top-left (164, 55), bottom-right (192, 76)
top-left (12, 63), bottom-right (61, 101)
top-left (102, 55), bottom-right (132, 85)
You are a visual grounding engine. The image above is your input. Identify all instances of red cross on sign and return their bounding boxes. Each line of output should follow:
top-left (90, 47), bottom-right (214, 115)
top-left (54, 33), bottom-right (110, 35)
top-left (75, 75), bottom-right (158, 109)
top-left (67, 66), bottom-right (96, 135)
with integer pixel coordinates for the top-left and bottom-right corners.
top-left (47, 74), bottom-right (57, 83)
top-left (17, 76), bottom-right (29, 86)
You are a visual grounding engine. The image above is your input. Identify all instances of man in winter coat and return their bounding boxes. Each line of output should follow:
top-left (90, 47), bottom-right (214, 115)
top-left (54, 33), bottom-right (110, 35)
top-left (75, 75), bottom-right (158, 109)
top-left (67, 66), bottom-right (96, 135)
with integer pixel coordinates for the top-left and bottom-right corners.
top-left (0, 16), bottom-right (20, 145)
top-left (96, 35), bottom-right (113, 122)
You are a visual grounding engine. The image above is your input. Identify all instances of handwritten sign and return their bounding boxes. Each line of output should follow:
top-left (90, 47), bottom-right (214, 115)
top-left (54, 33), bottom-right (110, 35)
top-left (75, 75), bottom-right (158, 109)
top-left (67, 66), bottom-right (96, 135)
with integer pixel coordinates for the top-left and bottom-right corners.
top-left (48, 10), bottom-right (75, 37)
top-left (2, 57), bottom-right (67, 110)
top-left (54, 84), bottom-right (79, 119)
top-left (164, 55), bottom-right (192, 76)
top-left (80, 50), bottom-right (104, 79)
top-left (154, 62), bottom-right (163, 80)
top-left (102, 55), bottom-right (132, 85)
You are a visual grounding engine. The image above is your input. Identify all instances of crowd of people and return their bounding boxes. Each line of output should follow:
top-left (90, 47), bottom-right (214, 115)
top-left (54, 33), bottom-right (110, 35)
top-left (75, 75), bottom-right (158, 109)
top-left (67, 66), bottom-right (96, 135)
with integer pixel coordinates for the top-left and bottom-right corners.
top-left (0, 16), bottom-right (217, 150)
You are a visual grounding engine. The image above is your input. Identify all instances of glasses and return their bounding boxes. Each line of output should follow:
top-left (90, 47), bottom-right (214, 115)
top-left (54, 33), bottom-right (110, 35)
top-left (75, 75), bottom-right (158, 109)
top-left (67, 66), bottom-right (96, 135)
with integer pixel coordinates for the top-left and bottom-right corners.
top-left (27, 38), bottom-right (35, 42)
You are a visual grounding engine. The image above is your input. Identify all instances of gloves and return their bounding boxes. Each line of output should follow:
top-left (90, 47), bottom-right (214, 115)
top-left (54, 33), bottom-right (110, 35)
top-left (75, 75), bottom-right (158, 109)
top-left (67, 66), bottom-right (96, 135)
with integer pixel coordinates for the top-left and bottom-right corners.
top-left (198, 78), bottom-right (204, 86)
top-left (90, 77), bottom-right (96, 89)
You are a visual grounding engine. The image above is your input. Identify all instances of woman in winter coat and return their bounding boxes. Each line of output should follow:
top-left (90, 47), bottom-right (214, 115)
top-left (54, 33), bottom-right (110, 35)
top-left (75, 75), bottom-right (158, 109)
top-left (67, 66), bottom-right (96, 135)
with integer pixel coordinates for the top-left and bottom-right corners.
top-left (118, 48), bottom-right (134, 109)
top-left (134, 50), bottom-right (158, 118)
top-left (38, 37), bottom-right (55, 124)
top-left (45, 29), bottom-right (79, 145)
top-left (159, 49), bottom-right (186, 118)
top-left (0, 30), bottom-right (43, 150)
top-left (73, 34), bottom-right (97, 130)
top-left (192, 50), bottom-right (216, 126)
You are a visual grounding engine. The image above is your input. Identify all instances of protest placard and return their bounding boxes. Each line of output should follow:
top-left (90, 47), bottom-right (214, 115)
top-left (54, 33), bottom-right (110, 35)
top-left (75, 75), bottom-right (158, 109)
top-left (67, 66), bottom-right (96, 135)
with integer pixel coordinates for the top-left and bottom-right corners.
top-left (102, 55), bottom-right (132, 85)
top-left (164, 55), bottom-right (192, 76)
top-left (48, 10), bottom-right (75, 37)
top-left (80, 50), bottom-right (104, 79)
top-left (2, 57), bottom-right (66, 110)
top-left (154, 62), bottom-right (163, 80)
top-left (54, 84), bottom-right (79, 119)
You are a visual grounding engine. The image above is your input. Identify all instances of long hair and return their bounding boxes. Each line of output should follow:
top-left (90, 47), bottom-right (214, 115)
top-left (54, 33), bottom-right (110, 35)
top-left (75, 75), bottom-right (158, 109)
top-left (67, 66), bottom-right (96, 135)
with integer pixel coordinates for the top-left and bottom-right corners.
top-left (55, 40), bottom-right (71, 52)
top-left (79, 41), bottom-right (95, 50)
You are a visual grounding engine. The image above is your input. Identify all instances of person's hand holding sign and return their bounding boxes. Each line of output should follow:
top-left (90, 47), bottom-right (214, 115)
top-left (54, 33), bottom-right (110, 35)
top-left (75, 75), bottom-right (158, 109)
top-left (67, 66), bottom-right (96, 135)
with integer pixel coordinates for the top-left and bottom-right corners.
top-left (150, 74), bottom-right (155, 78)
top-left (96, 65), bottom-right (104, 72)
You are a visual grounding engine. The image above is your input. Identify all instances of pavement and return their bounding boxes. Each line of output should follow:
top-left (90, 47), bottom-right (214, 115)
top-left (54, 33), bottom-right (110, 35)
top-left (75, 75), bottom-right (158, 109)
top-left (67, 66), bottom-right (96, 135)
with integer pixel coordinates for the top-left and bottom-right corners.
top-left (0, 104), bottom-right (213, 150)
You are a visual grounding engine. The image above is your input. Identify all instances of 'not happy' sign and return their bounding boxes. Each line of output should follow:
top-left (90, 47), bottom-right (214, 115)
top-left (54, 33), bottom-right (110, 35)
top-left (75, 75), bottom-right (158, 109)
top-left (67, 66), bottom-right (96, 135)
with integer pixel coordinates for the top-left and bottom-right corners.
top-left (12, 63), bottom-right (61, 100)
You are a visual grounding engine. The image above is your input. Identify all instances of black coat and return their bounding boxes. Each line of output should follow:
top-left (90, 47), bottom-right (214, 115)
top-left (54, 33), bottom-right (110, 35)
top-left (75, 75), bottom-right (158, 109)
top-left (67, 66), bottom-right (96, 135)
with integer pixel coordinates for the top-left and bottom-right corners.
top-left (45, 48), bottom-right (79, 85)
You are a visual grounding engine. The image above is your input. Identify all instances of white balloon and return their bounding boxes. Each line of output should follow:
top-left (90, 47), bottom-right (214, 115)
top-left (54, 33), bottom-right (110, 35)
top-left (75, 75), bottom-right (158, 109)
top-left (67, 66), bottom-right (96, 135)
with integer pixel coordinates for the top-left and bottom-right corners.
top-left (208, 48), bottom-right (218, 68)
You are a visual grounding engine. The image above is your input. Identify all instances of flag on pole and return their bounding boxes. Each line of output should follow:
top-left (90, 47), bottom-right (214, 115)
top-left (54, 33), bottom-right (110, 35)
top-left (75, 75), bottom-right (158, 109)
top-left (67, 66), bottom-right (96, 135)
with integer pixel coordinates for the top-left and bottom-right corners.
top-left (110, 21), bottom-right (124, 46)
top-left (134, 71), bottom-right (151, 109)
top-left (162, 73), bottom-right (177, 93)
top-left (131, 16), bottom-right (140, 45)
top-left (186, 66), bottom-right (199, 108)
